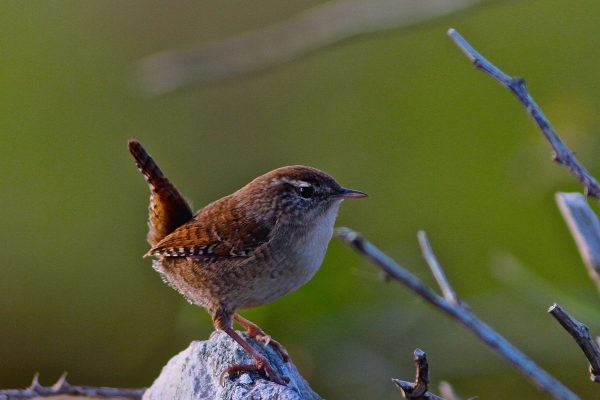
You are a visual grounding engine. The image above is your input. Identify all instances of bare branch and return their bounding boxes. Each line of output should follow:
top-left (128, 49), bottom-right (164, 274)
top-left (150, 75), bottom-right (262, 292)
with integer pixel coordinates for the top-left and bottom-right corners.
top-left (548, 304), bottom-right (600, 382)
top-left (337, 227), bottom-right (579, 400)
top-left (417, 231), bottom-right (461, 306)
top-left (555, 192), bottom-right (600, 291)
top-left (392, 349), bottom-right (445, 400)
top-left (136, 0), bottom-right (479, 94)
top-left (0, 373), bottom-right (145, 399)
top-left (445, 29), bottom-right (600, 391)
top-left (447, 28), bottom-right (600, 201)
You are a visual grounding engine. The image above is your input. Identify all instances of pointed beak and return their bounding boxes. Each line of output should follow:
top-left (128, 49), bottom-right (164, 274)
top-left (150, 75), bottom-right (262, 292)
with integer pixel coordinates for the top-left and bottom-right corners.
top-left (336, 187), bottom-right (368, 199)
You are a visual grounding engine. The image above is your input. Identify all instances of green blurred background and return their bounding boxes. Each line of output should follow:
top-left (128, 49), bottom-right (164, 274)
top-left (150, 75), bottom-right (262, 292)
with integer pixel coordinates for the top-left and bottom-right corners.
top-left (3, 1), bottom-right (600, 398)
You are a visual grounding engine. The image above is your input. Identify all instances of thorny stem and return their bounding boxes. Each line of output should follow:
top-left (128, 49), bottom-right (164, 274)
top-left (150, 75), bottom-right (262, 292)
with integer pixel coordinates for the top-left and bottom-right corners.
top-left (0, 373), bottom-right (144, 400)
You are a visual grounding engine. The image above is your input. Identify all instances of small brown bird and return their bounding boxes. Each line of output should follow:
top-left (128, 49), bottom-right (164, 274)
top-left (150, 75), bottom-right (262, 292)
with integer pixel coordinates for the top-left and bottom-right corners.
top-left (128, 140), bottom-right (366, 385)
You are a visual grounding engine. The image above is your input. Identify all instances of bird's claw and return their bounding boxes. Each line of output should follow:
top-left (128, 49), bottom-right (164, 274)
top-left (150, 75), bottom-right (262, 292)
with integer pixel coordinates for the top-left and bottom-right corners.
top-left (254, 334), bottom-right (290, 363)
top-left (221, 356), bottom-right (289, 386)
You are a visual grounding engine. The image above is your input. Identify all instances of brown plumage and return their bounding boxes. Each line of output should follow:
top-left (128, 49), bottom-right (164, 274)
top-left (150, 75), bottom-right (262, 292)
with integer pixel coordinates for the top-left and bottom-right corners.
top-left (128, 140), bottom-right (366, 385)
top-left (128, 140), bottom-right (193, 246)
top-left (146, 192), bottom-right (273, 259)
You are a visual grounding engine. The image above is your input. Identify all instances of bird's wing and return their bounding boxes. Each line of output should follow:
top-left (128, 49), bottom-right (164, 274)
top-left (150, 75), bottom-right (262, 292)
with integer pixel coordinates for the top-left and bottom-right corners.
top-left (146, 195), bottom-right (275, 258)
top-left (128, 140), bottom-right (194, 247)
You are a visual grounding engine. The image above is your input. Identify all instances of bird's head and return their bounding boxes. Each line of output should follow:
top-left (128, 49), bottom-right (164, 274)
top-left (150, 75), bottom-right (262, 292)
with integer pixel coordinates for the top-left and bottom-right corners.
top-left (236, 165), bottom-right (367, 226)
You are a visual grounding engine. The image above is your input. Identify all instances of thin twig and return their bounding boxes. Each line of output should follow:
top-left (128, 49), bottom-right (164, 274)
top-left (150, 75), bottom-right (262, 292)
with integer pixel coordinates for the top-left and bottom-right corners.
top-left (447, 28), bottom-right (600, 201)
top-left (392, 349), bottom-right (445, 400)
top-left (417, 231), bottom-right (461, 306)
top-left (136, 0), bottom-right (479, 94)
top-left (0, 373), bottom-right (145, 399)
top-left (337, 227), bottom-right (579, 400)
top-left (548, 303), bottom-right (600, 382)
top-left (555, 192), bottom-right (600, 291)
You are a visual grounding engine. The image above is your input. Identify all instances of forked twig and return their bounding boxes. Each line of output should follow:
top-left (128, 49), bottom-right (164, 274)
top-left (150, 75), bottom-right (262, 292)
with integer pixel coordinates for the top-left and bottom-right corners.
top-left (447, 28), bottom-right (600, 201)
top-left (337, 227), bottom-right (579, 400)
top-left (392, 349), bottom-right (445, 400)
top-left (548, 304), bottom-right (600, 382)
top-left (0, 373), bottom-right (145, 399)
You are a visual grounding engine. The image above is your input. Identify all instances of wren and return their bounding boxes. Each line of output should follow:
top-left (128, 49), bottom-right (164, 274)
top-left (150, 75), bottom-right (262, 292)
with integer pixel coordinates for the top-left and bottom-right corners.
top-left (128, 140), bottom-right (366, 385)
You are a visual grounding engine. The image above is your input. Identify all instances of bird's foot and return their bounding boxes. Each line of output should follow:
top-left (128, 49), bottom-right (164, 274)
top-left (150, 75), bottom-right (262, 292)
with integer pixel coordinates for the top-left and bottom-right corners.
top-left (234, 314), bottom-right (290, 362)
top-left (220, 354), bottom-right (290, 386)
top-left (251, 334), bottom-right (290, 363)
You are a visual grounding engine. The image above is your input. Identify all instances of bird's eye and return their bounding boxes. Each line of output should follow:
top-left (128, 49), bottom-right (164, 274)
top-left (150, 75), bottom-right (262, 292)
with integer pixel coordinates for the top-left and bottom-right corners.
top-left (298, 186), bottom-right (314, 198)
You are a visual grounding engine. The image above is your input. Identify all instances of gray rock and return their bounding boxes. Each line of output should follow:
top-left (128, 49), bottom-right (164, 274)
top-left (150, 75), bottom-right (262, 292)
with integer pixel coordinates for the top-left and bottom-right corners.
top-left (144, 331), bottom-right (321, 400)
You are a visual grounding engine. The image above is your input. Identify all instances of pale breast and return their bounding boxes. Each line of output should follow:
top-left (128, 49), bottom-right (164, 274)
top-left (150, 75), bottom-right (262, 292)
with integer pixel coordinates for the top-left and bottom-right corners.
top-left (292, 201), bottom-right (341, 280)
top-left (266, 201), bottom-right (341, 294)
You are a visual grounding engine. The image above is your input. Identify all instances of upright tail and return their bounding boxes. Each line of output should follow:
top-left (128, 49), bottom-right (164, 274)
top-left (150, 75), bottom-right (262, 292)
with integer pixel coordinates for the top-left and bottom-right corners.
top-left (128, 140), bottom-right (194, 247)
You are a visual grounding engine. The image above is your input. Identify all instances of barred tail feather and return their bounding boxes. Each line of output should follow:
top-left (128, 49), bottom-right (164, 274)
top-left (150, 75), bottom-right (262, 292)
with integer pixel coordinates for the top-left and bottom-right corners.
top-left (128, 140), bottom-right (194, 247)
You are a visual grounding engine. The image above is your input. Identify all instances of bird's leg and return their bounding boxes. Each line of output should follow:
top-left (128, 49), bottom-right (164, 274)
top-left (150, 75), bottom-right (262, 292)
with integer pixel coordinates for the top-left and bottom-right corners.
top-left (234, 313), bottom-right (290, 363)
top-left (214, 314), bottom-right (290, 386)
